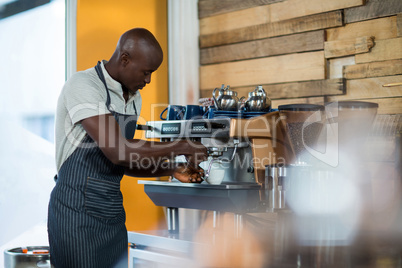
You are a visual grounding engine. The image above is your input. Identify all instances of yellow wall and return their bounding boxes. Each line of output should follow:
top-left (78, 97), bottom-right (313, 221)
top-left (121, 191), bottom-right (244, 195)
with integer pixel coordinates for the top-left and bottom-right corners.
top-left (76, 0), bottom-right (168, 231)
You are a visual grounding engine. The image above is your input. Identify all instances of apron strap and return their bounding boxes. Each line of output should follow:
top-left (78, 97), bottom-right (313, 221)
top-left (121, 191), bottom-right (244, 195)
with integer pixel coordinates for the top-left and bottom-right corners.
top-left (94, 61), bottom-right (137, 115)
top-left (94, 61), bottom-right (138, 139)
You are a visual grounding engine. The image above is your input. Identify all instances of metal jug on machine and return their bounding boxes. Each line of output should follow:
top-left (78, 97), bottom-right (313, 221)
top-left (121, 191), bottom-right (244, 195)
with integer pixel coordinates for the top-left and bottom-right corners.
top-left (242, 85), bottom-right (271, 112)
top-left (212, 84), bottom-right (240, 111)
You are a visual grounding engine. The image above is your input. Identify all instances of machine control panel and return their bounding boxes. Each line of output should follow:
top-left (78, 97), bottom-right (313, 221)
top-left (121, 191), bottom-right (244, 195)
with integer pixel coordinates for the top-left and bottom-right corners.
top-left (191, 122), bottom-right (211, 134)
top-left (145, 118), bottom-right (231, 139)
top-left (190, 122), bottom-right (227, 134)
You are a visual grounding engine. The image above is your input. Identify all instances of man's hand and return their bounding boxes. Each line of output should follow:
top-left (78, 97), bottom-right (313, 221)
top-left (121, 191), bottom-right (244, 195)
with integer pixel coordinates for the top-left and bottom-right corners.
top-left (182, 141), bottom-right (208, 168)
top-left (173, 163), bottom-right (204, 183)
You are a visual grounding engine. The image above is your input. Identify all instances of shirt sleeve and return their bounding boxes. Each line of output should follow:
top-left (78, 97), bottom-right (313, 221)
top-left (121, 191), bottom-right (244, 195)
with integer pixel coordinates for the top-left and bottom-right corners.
top-left (63, 72), bottom-right (110, 125)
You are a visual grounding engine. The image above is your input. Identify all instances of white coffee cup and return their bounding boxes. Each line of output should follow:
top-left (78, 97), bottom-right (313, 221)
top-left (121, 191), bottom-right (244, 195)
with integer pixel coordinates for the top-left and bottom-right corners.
top-left (200, 159), bottom-right (225, 185)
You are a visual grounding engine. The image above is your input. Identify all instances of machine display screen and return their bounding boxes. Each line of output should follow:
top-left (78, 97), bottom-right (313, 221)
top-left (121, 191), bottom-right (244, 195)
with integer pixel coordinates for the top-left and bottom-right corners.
top-left (191, 122), bottom-right (211, 134)
top-left (161, 123), bottom-right (181, 134)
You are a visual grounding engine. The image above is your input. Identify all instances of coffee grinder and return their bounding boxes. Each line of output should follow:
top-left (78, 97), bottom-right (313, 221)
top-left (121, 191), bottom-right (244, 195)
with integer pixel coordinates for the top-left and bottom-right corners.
top-left (267, 104), bottom-right (326, 211)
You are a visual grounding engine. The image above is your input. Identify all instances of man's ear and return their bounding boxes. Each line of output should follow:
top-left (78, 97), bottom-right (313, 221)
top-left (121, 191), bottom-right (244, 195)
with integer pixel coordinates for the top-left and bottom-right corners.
top-left (120, 52), bottom-right (130, 67)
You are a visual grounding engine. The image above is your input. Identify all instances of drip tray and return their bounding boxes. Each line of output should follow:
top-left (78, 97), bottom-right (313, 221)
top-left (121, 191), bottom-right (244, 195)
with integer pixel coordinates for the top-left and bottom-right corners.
top-left (138, 181), bottom-right (262, 213)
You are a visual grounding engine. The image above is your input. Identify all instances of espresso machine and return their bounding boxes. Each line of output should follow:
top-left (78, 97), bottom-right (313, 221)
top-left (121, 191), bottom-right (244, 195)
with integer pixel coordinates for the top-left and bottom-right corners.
top-left (127, 100), bottom-right (381, 267)
top-left (135, 112), bottom-right (294, 212)
top-left (127, 100), bottom-right (297, 267)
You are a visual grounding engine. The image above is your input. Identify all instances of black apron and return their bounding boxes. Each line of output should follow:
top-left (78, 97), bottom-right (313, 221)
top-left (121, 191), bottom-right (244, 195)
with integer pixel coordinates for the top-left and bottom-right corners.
top-left (48, 62), bottom-right (138, 267)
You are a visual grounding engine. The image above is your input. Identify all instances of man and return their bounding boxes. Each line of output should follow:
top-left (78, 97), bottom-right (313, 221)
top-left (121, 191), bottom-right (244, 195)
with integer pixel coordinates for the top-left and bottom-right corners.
top-left (48, 28), bottom-right (207, 267)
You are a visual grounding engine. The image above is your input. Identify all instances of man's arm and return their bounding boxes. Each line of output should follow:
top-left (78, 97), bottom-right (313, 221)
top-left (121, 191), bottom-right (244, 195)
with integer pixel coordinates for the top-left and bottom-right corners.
top-left (81, 113), bottom-right (207, 181)
top-left (124, 162), bottom-right (204, 183)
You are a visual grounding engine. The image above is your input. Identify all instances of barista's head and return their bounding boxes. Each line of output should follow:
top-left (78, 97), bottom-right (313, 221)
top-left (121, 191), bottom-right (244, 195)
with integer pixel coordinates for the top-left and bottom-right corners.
top-left (106, 28), bottom-right (163, 95)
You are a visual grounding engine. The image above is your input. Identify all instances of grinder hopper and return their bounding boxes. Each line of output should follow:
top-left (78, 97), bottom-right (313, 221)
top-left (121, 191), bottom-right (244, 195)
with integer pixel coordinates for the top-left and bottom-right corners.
top-left (278, 104), bottom-right (326, 166)
top-left (326, 101), bottom-right (378, 167)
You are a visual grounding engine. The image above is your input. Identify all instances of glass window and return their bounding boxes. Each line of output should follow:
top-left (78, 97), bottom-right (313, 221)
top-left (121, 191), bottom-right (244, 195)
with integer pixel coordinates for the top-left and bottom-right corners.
top-left (0, 0), bottom-right (65, 261)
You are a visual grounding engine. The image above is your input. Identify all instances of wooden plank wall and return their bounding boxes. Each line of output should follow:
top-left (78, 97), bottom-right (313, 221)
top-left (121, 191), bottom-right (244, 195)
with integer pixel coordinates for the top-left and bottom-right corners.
top-left (198, 0), bottom-right (402, 181)
top-left (198, 0), bottom-right (402, 116)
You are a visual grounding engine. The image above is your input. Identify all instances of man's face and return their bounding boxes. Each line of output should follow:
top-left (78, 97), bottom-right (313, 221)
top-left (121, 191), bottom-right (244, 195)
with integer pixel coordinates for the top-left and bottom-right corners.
top-left (120, 47), bottom-right (163, 94)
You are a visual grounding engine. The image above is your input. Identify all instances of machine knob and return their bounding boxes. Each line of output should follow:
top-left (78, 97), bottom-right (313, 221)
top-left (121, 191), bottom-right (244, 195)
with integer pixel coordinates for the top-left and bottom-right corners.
top-left (137, 124), bottom-right (154, 131)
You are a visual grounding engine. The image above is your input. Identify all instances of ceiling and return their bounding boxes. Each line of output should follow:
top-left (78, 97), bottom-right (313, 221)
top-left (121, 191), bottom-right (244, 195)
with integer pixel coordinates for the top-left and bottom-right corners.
top-left (0, 0), bottom-right (51, 20)
top-left (0, 0), bottom-right (15, 5)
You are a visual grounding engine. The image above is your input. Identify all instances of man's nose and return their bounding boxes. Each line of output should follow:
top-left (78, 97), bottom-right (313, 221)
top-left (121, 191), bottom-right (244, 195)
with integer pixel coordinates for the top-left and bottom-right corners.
top-left (145, 74), bottom-right (151, 84)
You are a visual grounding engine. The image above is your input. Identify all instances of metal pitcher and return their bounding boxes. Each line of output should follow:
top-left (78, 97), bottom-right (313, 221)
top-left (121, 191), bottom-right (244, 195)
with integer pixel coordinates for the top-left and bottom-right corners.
top-left (242, 85), bottom-right (271, 112)
top-left (212, 84), bottom-right (240, 111)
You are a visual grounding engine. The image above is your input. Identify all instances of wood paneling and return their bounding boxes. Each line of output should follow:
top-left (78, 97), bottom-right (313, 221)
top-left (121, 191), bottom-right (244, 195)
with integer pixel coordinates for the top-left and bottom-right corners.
top-left (344, 0), bottom-right (402, 24)
top-left (271, 96), bottom-right (325, 108)
top-left (343, 59), bottom-right (402, 79)
top-left (198, 0), bottom-right (283, 19)
top-left (398, 14), bottom-right (402, 36)
top-left (269, 0), bottom-right (364, 22)
top-left (373, 98), bottom-right (402, 114)
top-left (324, 36), bottom-right (375, 59)
top-left (199, 11), bottom-right (343, 48)
top-left (200, 5), bottom-right (271, 35)
top-left (200, 79), bottom-right (345, 99)
top-left (355, 37), bottom-right (402, 63)
top-left (326, 97), bottom-right (402, 115)
top-left (200, 51), bottom-right (325, 90)
top-left (326, 16), bottom-right (398, 41)
top-left (264, 79), bottom-right (345, 99)
top-left (200, 30), bottom-right (324, 65)
top-left (198, 1), bottom-right (402, 118)
top-left (326, 75), bottom-right (402, 101)
top-left (329, 56), bottom-right (356, 79)
top-left (325, 75), bottom-right (402, 115)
